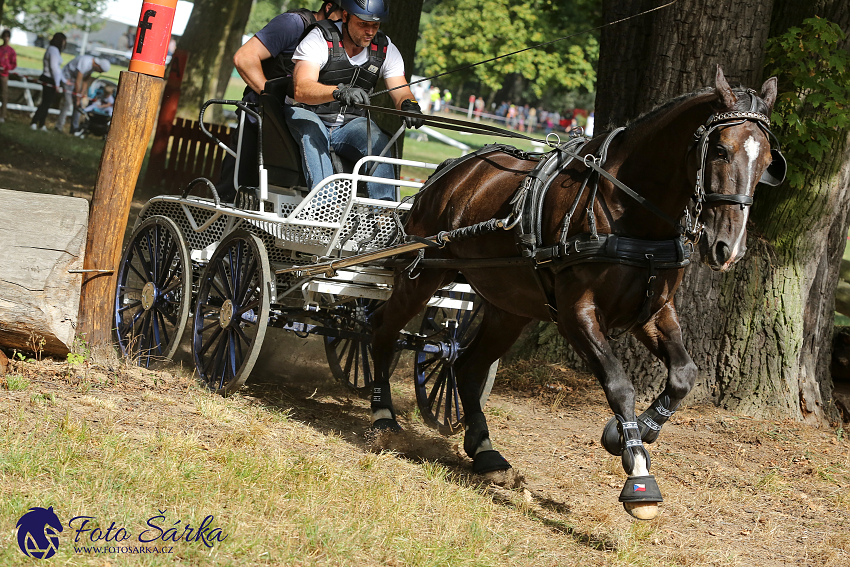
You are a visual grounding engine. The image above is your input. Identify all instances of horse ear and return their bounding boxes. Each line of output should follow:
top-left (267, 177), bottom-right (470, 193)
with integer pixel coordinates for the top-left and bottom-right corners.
top-left (714, 65), bottom-right (738, 108)
top-left (760, 76), bottom-right (778, 111)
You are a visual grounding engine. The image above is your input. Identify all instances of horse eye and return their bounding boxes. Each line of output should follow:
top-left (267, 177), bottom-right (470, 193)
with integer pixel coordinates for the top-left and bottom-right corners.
top-left (714, 145), bottom-right (729, 161)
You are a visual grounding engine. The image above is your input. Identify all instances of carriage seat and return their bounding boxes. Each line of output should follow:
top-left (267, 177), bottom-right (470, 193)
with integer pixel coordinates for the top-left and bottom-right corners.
top-left (260, 77), bottom-right (389, 197)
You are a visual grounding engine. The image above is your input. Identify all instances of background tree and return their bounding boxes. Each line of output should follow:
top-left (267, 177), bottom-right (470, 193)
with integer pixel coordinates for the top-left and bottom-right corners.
top-left (416, 0), bottom-right (598, 107)
top-left (518, 0), bottom-right (850, 425)
top-left (175, 0), bottom-right (254, 121)
top-left (1, 1), bottom-right (106, 35)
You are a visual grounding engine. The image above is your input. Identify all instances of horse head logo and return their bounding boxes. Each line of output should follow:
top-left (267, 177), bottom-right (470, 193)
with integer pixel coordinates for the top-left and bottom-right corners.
top-left (16, 506), bottom-right (63, 559)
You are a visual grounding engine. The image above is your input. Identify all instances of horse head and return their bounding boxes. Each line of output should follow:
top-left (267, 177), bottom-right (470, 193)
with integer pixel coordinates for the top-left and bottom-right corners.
top-left (696, 66), bottom-right (781, 271)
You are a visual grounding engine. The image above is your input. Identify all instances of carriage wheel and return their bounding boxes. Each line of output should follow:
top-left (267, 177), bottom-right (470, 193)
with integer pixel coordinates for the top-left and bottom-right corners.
top-left (324, 298), bottom-right (400, 394)
top-left (414, 298), bottom-right (498, 436)
top-left (114, 215), bottom-right (192, 367)
top-left (192, 230), bottom-right (270, 395)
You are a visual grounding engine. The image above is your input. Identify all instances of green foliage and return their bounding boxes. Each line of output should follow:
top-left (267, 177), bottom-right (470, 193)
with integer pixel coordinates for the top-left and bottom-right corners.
top-left (1, 1), bottom-right (107, 35)
top-left (417, 0), bottom-right (598, 100)
top-left (765, 17), bottom-right (850, 188)
top-left (246, 0), bottom-right (316, 36)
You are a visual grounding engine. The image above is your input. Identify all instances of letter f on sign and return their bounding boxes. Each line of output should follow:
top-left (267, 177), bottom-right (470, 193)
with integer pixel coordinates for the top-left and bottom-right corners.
top-left (137, 9), bottom-right (157, 53)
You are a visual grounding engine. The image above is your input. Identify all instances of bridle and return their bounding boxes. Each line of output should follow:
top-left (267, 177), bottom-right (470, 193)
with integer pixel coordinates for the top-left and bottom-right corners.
top-left (685, 90), bottom-right (786, 242)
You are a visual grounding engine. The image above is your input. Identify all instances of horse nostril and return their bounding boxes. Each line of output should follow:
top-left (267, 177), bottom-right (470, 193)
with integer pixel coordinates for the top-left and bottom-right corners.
top-left (715, 242), bottom-right (732, 264)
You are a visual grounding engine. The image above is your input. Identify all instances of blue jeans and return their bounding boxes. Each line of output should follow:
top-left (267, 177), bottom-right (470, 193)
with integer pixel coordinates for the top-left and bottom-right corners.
top-left (283, 106), bottom-right (396, 200)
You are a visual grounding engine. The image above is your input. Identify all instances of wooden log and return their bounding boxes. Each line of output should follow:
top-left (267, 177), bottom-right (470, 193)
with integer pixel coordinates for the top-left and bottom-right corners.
top-left (0, 189), bottom-right (89, 355)
top-left (76, 71), bottom-right (165, 348)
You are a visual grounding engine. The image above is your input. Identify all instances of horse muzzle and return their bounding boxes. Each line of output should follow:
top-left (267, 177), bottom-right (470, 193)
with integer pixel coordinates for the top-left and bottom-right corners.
top-left (700, 236), bottom-right (746, 272)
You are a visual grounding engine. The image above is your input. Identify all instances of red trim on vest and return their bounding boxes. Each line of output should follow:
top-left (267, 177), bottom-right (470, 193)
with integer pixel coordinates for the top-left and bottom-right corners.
top-left (383, 46), bottom-right (387, 54)
top-left (326, 41), bottom-right (333, 48)
top-left (371, 43), bottom-right (377, 51)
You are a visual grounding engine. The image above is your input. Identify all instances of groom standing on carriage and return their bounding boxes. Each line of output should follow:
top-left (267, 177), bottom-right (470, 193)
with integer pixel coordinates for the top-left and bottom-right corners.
top-left (289, 0), bottom-right (424, 200)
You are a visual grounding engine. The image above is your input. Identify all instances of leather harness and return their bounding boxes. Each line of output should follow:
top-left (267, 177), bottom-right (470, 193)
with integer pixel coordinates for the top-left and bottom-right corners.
top-left (403, 89), bottom-right (783, 328)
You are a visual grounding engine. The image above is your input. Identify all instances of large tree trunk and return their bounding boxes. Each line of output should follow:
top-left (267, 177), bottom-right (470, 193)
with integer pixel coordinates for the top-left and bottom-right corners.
top-left (370, 0), bottom-right (424, 155)
top-left (517, 0), bottom-right (850, 424)
top-left (175, 0), bottom-right (253, 122)
top-left (595, 0), bottom-right (773, 128)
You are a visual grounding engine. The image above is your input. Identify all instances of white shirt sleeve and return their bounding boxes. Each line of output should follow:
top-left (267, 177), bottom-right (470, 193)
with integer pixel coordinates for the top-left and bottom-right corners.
top-left (380, 40), bottom-right (405, 80)
top-left (48, 47), bottom-right (63, 87)
top-left (292, 27), bottom-right (329, 68)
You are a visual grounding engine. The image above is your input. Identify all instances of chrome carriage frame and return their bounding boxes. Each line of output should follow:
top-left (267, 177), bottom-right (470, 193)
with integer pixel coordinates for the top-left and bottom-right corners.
top-left (114, 94), bottom-right (495, 435)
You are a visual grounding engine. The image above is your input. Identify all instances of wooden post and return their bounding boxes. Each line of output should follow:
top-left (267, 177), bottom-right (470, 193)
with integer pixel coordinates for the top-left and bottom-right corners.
top-left (76, 72), bottom-right (166, 348)
top-left (76, 0), bottom-right (177, 349)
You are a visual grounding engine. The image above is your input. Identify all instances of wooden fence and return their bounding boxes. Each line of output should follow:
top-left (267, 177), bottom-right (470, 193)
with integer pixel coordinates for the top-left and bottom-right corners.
top-left (144, 117), bottom-right (231, 194)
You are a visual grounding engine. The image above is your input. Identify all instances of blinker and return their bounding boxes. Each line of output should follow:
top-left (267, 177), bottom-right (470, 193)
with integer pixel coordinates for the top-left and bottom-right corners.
top-left (758, 149), bottom-right (787, 187)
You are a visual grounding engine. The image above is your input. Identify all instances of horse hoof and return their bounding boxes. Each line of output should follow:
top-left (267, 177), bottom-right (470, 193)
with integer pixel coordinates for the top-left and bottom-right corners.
top-left (371, 418), bottom-right (402, 432)
top-left (623, 501), bottom-right (659, 520)
top-left (601, 417), bottom-right (624, 456)
top-left (473, 449), bottom-right (511, 475)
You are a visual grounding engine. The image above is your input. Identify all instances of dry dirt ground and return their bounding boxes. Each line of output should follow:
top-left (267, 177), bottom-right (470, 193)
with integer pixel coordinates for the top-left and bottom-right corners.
top-left (2, 339), bottom-right (849, 567)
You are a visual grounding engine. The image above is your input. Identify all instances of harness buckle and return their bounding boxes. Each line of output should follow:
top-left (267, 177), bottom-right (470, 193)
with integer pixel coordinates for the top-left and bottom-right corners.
top-left (583, 154), bottom-right (601, 168)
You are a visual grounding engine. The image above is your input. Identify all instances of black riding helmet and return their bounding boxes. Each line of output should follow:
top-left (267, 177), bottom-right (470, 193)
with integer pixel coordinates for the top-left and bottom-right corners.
top-left (321, 1), bottom-right (341, 19)
top-left (341, 0), bottom-right (389, 22)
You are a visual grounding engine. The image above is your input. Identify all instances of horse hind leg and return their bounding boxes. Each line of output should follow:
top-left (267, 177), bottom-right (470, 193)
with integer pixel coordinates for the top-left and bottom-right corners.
top-left (370, 269), bottom-right (456, 431)
top-left (454, 303), bottom-right (531, 480)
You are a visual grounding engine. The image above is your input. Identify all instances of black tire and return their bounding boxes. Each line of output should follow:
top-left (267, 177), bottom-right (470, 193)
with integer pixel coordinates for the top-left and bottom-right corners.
top-left (324, 298), bottom-right (400, 394)
top-left (192, 230), bottom-right (271, 395)
top-left (114, 215), bottom-right (192, 367)
top-left (414, 297), bottom-right (498, 436)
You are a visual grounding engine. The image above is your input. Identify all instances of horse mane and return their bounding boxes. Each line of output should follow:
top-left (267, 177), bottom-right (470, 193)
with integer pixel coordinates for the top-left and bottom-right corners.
top-left (602, 83), bottom-right (768, 134)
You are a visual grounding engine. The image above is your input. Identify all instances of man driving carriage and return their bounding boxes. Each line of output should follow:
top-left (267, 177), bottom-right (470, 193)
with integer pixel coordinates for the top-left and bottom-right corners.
top-left (219, 1), bottom-right (344, 201)
top-left (288, 0), bottom-right (424, 200)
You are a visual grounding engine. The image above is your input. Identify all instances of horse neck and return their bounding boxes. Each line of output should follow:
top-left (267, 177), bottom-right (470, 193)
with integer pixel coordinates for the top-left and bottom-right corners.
top-left (612, 93), bottom-right (718, 238)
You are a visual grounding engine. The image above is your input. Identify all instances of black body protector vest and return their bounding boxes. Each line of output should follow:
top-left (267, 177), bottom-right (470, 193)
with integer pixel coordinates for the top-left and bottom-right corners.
top-left (262, 8), bottom-right (316, 80)
top-left (243, 9), bottom-right (316, 99)
top-left (302, 19), bottom-right (388, 125)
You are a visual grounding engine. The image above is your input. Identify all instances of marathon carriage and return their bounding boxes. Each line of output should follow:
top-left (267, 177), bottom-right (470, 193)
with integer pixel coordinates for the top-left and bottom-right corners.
top-left (113, 81), bottom-right (496, 435)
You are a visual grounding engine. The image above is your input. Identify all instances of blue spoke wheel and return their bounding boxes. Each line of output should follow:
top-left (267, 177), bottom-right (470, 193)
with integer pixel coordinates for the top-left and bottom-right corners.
top-left (414, 296), bottom-right (497, 436)
top-left (324, 298), bottom-right (399, 394)
top-left (114, 216), bottom-right (192, 367)
top-left (192, 230), bottom-right (270, 395)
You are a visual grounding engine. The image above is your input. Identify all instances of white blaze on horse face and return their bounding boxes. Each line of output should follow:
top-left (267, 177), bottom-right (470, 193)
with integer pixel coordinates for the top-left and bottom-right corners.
top-left (723, 135), bottom-right (760, 269)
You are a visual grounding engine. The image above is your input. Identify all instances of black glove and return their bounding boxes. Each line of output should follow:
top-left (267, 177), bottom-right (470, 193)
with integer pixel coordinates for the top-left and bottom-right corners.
top-left (333, 84), bottom-right (370, 107)
top-left (400, 99), bottom-right (424, 129)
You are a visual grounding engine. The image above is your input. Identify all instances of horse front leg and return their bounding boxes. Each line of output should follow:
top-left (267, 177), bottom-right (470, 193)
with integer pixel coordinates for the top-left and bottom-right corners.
top-left (560, 304), bottom-right (662, 520)
top-left (601, 302), bottom-right (697, 451)
top-left (455, 303), bottom-right (531, 478)
top-left (371, 269), bottom-right (455, 431)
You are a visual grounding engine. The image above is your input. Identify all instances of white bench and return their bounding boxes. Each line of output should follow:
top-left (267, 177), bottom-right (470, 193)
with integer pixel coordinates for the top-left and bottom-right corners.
top-left (1, 72), bottom-right (60, 115)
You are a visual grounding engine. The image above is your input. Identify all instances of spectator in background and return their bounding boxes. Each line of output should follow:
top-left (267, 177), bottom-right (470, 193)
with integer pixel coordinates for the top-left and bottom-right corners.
top-left (473, 96), bottom-right (484, 121)
top-left (429, 85), bottom-right (441, 112)
top-left (31, 33), bottom-right (66, 131)
top-left (82, 85), bottom-right (115, 117)
top-left (0, 29), bottom-right (17, 124)
top-left (586, 111), bottom-right (594, 137)
top-left (442, 88), bottom-right (452, 112)
top-left (55, 55), bottom-right (110, 134)
top-left (527, 106), bottom-right (537, 133)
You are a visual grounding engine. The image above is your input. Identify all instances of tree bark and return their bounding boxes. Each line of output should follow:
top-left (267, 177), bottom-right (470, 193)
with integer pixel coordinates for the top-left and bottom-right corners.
top-left (369, 0), bottom-right (425, 156)
top-left (0, 189), bottom-right (88, 356)
top-left (517, 0), bottom-right (850, 424)
top-left (595, 0), bottom-right (773, 128)
top-left (175, 0), bottom-right (253, 122)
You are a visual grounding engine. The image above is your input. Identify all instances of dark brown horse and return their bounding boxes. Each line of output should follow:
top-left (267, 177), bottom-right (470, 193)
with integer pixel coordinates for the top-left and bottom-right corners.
top-left (370, 67), bottom-right (781, 519)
